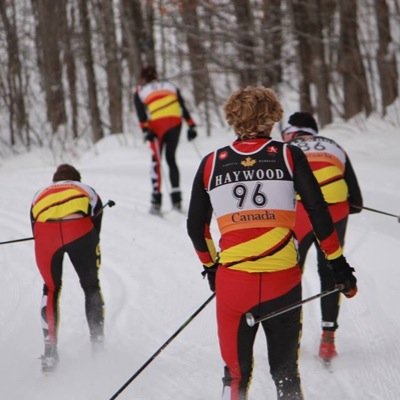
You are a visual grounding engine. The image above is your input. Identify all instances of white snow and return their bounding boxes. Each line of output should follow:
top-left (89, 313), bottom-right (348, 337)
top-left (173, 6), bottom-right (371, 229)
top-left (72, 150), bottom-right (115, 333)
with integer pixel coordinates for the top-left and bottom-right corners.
top-left (0, 113), bottom-right (399, 399)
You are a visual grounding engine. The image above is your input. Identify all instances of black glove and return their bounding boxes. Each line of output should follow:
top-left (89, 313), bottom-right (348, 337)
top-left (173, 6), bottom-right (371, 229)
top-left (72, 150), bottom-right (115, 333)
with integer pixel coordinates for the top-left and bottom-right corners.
top-left (349, 204), bottom-right (362, 214)
top-left (201, 264), bottom-right (218, 292)
top-left (328, 255), bottom-right (357, 298)
top-left (143, 129), bottom-right (157, 142)
top-left (187, 126), bottom-right (197, 141)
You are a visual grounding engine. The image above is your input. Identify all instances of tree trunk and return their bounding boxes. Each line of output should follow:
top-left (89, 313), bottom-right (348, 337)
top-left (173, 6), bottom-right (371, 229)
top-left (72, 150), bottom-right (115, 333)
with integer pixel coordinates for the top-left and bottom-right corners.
top-left (0, 0), bottom-right (29, 146)
top-left (35, 0), bottom-right (67, 133)
top-left (59, 0), bottom-right (78, 138)
top-left (179, 0), bottom-right (210, 106)
top-left (308, 0), bottom-right (332, 126)
top-left (144, 0), bottom-right (156, 66)
top-left (290, 0), bottom-right (313, 113)
top-left (261, 0), bottom-right (282, 87)
top-left (78, 0), bottom-right (103, 142)
top-left (232, 0), bottom-right (257, 86)
top-left (338, 0), bottom-right (372, 119)
top-left (374, 0), bottom-right (398, 114)
top-left (94, 0), bottom-right (123, 134)
top-left (120, 0), bottom-right (145, 83)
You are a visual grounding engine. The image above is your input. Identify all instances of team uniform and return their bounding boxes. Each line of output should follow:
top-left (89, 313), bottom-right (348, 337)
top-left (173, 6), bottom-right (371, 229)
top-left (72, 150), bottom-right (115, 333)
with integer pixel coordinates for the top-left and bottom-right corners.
top-left (289, 134), bottom-right (363, 332)
top-left (187, 137), bottom-right (345, 400)
top-left (134, 80), bottom-right (196, 209)
top-left (31, 180), bottom-right (104, 361)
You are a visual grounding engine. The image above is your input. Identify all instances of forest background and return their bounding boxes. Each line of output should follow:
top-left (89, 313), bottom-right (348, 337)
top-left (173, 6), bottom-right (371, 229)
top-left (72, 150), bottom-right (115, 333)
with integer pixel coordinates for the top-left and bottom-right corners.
top-left (1, 0), bottom-right (400, 159)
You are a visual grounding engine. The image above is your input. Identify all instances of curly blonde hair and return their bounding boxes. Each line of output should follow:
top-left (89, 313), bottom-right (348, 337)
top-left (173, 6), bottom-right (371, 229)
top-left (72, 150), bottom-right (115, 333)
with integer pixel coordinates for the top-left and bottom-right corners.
top-left (223, 86), bottom-right (283, 139)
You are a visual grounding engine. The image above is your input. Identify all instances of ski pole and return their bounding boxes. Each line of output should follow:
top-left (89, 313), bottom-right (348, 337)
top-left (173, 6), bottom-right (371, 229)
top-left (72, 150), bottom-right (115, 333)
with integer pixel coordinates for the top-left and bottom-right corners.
top-left (0, 237), bottom-right (34, 245)
top-left (352, 205), bottom-right (400, 222)
top-left (0, 200), bottom-right (115, 246)
top-left (245, 285), bottom-right (344, 327)
top-left (191, 140), bottom-right (203, 160)
top-left (108, 293), bottom-right (215, 400)
top-left (95, 199), bottom-right (116, 218)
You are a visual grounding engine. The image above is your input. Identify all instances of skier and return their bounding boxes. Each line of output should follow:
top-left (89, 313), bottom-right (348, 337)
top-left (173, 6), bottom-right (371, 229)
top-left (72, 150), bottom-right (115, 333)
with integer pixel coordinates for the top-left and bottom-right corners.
top-left (186, 86), bottom-right (358, 399)
top-left (133, 65), bottom-right (198, 215)
top-left (281, 111), bottom-right (363, 362)
top-left (31, 164), bottom-right (105, 373)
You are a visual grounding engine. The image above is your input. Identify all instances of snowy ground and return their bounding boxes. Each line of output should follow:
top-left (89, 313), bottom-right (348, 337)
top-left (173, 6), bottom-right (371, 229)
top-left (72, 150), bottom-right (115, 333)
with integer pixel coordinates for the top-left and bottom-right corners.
top-left (0, 113), bottom-right (400, 399)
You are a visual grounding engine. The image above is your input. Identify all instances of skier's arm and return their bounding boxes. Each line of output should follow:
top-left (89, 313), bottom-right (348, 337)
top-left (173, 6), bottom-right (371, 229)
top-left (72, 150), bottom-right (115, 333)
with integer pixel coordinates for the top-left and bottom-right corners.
top-left (344, 155), bottom-right (363, 214)
top-left (177, 89), bottom-right (196, 127)
top-left (187, 155), bottom-right (218, 268)
top-left (92, 195), bottom-right (103, 235)
top-left (133, 91), bottom-right (149, 133)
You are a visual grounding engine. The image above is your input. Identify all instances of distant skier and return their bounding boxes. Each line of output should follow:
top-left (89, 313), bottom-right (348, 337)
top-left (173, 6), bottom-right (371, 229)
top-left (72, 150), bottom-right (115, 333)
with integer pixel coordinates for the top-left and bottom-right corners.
top-left (31, 164), bottom-right (105, 373)
top-left (133, 65), bottom-right (198, 215)
top-left (187, 86), bottom-right (358, 399)
top-left (281, 112), bottom-right (363, 362)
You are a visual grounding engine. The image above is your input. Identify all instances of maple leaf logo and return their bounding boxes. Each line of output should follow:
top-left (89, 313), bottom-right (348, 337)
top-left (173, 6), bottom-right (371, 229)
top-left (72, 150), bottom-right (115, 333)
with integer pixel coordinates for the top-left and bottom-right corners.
top-left (241, 157), bottom-right (256, 167)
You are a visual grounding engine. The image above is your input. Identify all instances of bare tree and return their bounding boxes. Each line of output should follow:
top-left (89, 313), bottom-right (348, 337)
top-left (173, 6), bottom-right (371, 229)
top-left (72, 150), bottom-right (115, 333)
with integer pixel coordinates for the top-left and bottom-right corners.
top-left (289, 0), bottom-right (313, 112)
top-left (338, 0), bottom-right (372, 119)
top-left (308, 0), bottom-right (332, 126)
top-left (261, 0), bottom-right (283, 88)
top-left (232, 0), bottom-right (257, 86)
top-left (33, 0), bottom-right (67, 133)
top-left (0, 0), bottom-right (29, 146)
top-left (78, 0), bottom-right (103, 142)
top-left (374, 0), bottom-right (398, 114)
top-left (59, 0), bottom-right (78, 138)
top-left (120, 0), bottom-right (145, 83)
top-left (179, 0), bottom-right (210, 106)
top-left (94, 0), bottom-right (123, 134)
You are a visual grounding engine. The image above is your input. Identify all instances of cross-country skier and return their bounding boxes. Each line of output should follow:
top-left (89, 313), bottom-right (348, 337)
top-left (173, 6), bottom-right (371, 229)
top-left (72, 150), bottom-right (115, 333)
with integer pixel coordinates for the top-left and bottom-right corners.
top-left (187, 86), bottom-right (358, 399)
top-left (133, 65), bottom-right (197, 215)
top-left (281, 111), bottom-right (363, 362)
top-left (31, 164), bottom-right (104, 373)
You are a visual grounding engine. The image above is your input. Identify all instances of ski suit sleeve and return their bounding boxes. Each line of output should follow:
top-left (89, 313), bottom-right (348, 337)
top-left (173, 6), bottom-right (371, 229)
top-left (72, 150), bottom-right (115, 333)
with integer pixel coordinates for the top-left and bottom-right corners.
top-left (344, 155), bottom-right (363, 214)
top-left (91, 194), bottom-right (103, 235)
top-left (186, 154), bottom-right (218, 268)
top-left (289, 145), bottom-right (343, 261)
top-left (177, 89), bottom-right (196, 127)
top-left (133, 90), bottom-right (149, 133)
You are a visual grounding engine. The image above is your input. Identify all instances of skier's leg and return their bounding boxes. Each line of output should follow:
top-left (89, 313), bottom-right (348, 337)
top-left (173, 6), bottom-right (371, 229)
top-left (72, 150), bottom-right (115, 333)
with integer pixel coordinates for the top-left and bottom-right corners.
top-left (217, 269), bottom-right (259, 400)
top-left (317, 217), bottom-right (348, 332)
top-left (38, 248), bottom-right (63, 372)
top-left (148, 139), bottom-right (163, 212)
top-left (262, 284), bottom-right (303, 400)
top-left (164, 125), bottom-right (182, 208)
top-left (67, 229), bottom-right (104, 343)
top-left (317, 217), bottom-right (348, 360)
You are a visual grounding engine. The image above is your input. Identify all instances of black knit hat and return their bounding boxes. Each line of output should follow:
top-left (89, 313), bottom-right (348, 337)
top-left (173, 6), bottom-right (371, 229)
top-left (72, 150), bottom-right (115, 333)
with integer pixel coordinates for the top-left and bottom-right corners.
top-left (140, 65), bottom-right (158, 83)
top-left (52, 164), bottom-right (81, 182)
top-left (288, 112), bottom-right (319, 133)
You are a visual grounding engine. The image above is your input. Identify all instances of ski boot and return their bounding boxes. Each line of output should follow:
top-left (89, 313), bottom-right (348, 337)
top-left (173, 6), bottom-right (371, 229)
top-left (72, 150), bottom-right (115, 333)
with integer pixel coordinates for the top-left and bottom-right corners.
top-left (91, 334), bottom-right (105, 355)
top-left (319, 330), bottom-right (337, 362)
top-left (150, 193), bottom-right (162, 216)
top-left (149, 203), bottom-right (162, 216)
top-left (170, 190), bottom-right (182, 212)
top-left (41, 343), bottom-right (59, 374)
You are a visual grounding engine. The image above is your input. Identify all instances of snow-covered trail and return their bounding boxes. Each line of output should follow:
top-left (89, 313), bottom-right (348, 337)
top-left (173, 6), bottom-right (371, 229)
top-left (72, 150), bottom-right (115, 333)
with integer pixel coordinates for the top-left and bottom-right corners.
top-left (0, 121), bottom-right (400, 399)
